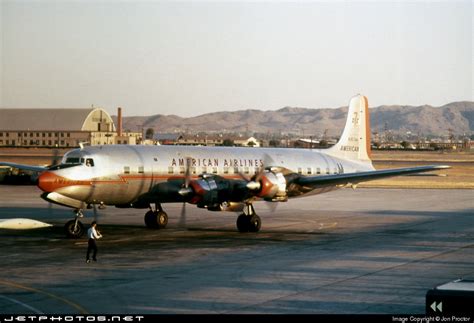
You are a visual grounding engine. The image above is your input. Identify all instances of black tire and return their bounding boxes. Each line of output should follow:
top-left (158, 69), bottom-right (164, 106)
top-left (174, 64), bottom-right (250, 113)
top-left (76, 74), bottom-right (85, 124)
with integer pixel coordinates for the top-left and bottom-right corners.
top-left (144, 210), bottom-right (157, 229)
top-left (156, 211), bottom-right (168, 229)
top-left (236, 214), bottom-right (250, 233)
top-left (248, 214), bottom-right (261, 233)
top-left (64, 220), bottom-right (85, 239)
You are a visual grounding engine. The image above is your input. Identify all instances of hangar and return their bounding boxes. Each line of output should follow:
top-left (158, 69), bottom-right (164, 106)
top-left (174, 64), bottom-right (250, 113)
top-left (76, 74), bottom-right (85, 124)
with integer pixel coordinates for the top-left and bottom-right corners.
top-left (0, 107), bottom-right (141, 147)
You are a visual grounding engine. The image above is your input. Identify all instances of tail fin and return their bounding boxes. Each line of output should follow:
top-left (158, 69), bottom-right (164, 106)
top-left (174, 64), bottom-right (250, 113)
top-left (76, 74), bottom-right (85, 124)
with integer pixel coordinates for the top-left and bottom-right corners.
top-left (327, 94), bottom-right (371, 163)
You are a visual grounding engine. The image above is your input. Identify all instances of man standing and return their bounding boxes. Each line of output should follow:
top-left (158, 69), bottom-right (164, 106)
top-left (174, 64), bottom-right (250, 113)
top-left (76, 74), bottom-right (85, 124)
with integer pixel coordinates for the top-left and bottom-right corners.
top-left (86, 221), bottom-right (102, 263)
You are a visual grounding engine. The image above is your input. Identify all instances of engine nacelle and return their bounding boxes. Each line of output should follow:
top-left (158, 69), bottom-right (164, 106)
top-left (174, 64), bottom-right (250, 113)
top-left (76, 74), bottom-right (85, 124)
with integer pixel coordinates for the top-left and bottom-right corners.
top-left (256, 171), bottom-right (287, 200)
top-left (187, 174), bottom-right (246, 208)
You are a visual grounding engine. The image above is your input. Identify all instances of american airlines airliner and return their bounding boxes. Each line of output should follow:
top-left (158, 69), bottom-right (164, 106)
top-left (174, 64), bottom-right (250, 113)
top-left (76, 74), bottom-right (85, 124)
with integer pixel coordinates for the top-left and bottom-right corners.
top-left (0, 95), bottom-right (449, 238)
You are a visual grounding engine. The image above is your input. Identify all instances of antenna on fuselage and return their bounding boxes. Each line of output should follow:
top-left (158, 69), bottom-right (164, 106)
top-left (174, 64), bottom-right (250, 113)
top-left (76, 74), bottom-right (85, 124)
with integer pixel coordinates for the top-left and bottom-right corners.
top-left (79, 142), bottom-right (90, 150)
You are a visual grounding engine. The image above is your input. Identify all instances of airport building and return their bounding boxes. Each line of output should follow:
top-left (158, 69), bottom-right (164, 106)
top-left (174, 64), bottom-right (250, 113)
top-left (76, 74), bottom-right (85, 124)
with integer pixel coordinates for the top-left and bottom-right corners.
top-left (0, 107), bottom-right (142, 148)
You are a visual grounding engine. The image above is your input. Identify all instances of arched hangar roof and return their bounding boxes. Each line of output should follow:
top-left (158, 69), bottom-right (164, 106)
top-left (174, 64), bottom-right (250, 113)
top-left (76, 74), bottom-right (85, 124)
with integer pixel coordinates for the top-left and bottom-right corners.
top-left (0, 108), bottom-right (115, 131)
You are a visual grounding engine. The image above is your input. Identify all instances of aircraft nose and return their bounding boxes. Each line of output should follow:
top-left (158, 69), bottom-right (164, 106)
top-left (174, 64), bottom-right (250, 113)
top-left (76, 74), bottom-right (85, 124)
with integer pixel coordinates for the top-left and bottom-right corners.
top-left (38, 171), bottom-right (58, 193)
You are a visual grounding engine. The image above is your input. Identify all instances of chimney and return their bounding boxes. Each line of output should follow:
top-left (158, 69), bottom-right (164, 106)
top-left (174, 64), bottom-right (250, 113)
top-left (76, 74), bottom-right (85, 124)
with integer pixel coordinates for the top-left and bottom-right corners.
top-left (117, 107), bottom-right (122, 137)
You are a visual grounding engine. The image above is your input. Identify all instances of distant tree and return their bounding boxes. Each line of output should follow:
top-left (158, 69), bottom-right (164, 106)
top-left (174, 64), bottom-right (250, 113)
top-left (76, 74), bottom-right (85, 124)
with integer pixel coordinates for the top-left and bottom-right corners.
top-left (293, 141), bottom-right (303, 148)
top-left (400, 141), bottom-right (410, 149)
top-left (318, 139), bottom-right (328, 148)
top-left (429, 142), bottom-right (440, 151)
top-left (247, 140), bottom-right (256, 147)
top-left (145, 128), bottom-right (154, 140)
top-left (269, 139), bottom-right (280, 147)
top-left (223, 139), bottom-right (234, 146)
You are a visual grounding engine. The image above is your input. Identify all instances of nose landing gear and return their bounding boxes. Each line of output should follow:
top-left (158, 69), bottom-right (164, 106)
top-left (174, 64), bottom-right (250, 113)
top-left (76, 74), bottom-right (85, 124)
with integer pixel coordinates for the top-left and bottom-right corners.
top-left (64, 209), bottom-right (85, 239)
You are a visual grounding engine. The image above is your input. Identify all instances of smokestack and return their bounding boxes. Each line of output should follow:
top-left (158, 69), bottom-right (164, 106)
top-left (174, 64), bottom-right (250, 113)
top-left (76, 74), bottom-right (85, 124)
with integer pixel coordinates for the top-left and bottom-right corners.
top-left (117, 107), bottom-right (122, 136)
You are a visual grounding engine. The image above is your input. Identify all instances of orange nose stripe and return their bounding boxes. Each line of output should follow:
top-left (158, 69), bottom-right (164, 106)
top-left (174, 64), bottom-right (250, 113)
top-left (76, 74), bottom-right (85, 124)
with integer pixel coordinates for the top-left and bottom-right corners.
top-left (38, 171), bottom-right (91, 193)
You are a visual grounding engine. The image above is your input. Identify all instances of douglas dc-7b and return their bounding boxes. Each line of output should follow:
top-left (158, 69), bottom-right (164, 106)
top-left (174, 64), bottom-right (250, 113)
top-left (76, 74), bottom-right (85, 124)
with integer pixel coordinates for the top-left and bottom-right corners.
top-left (0, 95), bottom-right (449, 238)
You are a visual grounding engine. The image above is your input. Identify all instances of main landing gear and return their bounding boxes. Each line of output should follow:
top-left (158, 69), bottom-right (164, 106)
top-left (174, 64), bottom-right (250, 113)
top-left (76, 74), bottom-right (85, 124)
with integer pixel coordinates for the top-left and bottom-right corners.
top-left (144, 203), bottom-right (168, 229)
top-left (236, 203), bottom-right (261, 233)
top-left (64, 209), bottom-right (85, 239)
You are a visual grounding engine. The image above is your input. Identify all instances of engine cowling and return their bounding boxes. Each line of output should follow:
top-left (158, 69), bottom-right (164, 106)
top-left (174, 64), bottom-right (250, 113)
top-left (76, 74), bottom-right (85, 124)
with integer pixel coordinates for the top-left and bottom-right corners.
top-left (254, 171), bottom-right (287, 201)
top-left (185, 174), bottom-right (248, 209)
top-left (241, 170), bottom-right (288, 201)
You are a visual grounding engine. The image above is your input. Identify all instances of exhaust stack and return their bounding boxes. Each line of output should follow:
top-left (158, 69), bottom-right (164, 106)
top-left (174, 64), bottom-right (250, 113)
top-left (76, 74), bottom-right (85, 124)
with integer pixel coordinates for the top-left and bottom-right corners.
top-left (117, 107), bottom-right (122, 136)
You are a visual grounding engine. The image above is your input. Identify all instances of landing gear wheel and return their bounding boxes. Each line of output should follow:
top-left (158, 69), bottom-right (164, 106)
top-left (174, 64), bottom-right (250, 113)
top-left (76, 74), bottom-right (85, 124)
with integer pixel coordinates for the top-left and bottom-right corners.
top-left (236, 214), bottom-right (250, 233)
top-left (144, 210), bottom-right (157, 229)
top-left (64, 220), bottom-right (84, 239)
top-left (248, 214), bottom-right (261, 233)
top-left (144, 210), bottom-right (168, 229)
top-left (156, 211), bottom-right (168, 229)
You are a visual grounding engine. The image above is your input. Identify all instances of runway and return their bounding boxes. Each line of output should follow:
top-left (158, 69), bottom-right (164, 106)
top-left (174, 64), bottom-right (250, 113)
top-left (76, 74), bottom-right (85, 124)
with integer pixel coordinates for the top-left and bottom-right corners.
top-left (0, 185), bottom-right (472, 314)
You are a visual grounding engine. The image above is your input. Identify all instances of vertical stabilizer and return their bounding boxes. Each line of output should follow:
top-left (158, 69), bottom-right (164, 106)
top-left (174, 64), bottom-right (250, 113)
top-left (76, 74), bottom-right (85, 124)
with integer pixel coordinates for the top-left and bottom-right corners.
top-left (327, 94), bottom-right (371, 163)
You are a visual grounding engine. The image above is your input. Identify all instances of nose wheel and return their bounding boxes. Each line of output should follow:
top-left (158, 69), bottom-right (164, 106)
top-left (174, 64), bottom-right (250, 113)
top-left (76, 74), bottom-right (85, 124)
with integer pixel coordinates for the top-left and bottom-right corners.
top-left (64, 209), bottom-right (85, 239)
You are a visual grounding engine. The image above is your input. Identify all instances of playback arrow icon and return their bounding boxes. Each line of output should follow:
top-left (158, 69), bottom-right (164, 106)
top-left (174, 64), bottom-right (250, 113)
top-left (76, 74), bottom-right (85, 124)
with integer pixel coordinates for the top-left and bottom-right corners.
top-left (431, 301), bottom-right (443, 312)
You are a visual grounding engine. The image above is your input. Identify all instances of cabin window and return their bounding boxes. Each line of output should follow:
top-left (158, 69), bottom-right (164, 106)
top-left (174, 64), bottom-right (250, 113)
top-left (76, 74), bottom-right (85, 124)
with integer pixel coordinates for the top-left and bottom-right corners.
top-left (201, 166), bottom-right (207, 174)
top-left (317, 168), bottom-right (321, 174)
top-left (212, 167), bottom-right (218, 174)
top-left (85, 159), bottom-right (94, 167)
top-left (124, 166), bottom-right (130, 174)
top-left (298, 167), bottom-right (302, 174)
top-left (307, 168), bottom-right (312, 175)
top-left (168, 167), bottom-right (174, 174)
top-left (138, 166), bottom-right (144, 174)
top-left (191, 167), bottom-right (196, 174)
top-left (334, 168), bottom-right (338, 174)
top-left (223, 167), bottom-right (229, 174)
top-left (234, 167), bottom-right (239, 174)
top-left (179, 167), bottom-right (185, 174)
top-left (326, 168), bottom-right (330, 174)
top-left (244, 167), bottom-right (249, 174)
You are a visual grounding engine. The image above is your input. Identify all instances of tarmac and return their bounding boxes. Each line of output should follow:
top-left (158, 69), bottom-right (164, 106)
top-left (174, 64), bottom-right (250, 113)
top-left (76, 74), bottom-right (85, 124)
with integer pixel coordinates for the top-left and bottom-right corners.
top-left (0, 185), bottom-right (472, 314)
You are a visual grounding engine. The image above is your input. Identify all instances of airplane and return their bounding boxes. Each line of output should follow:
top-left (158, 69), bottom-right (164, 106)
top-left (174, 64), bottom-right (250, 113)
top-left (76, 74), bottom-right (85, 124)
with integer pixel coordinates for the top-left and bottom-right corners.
top-left (0, 95), bottom-right (450, 238)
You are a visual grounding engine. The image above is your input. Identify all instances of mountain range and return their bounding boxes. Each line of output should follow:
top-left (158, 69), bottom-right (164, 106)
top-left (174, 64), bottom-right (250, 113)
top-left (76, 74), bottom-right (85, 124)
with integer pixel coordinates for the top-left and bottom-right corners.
top-left (113, 101), bottom-right (474, 137)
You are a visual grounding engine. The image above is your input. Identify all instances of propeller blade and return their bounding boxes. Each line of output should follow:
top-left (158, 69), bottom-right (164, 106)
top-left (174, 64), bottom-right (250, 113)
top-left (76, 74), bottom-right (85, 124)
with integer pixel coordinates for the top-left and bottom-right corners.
top-left (265, 201), bottom-right (278, 214)
top-left (184, 157), bottom-right (192, 188)
top-left (93, 204), bottom-right (98, 222)
top-left (178, 202), bottom-right (187, 228)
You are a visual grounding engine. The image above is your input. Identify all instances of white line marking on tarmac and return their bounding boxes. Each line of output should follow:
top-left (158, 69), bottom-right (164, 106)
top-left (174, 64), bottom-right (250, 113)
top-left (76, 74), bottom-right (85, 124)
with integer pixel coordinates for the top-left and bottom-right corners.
top-left (0, 294), bottom-right (44, 314)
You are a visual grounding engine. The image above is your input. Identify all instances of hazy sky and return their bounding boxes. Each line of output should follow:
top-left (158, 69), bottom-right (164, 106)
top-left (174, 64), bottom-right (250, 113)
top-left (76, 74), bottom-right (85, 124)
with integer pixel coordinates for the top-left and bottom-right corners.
top-left (1, 0), bottom-right (472, 117)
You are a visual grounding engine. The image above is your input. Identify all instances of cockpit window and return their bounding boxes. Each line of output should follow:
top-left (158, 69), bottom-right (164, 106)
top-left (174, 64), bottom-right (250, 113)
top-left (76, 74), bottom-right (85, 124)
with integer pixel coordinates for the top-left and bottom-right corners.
top-left (85, 158), bottom-right (94, 167)
top-left (65, 157), bottom-right (80, 164)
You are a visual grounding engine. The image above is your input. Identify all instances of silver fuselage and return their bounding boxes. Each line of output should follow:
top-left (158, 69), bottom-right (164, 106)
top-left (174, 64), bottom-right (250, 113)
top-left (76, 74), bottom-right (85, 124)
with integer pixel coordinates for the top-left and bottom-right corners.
top-left (51, 145), bottom-right (374, 205)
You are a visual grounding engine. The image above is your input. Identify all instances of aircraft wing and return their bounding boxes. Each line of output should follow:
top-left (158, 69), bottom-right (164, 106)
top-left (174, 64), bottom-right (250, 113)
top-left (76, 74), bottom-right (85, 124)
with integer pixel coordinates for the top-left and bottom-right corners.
top-left (0, 162), bottom-right (48, 173)
top-left (294, 165), bottom-right (450, 188)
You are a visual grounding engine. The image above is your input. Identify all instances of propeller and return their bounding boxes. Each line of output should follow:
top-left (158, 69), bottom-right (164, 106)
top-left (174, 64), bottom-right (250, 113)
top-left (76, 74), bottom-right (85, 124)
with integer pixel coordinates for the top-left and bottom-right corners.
top-left (239, 153), bottom-right (275, 192)
top-left (237, 153), bottom-right (281, 213)
top-left (178, 157), bottom-right (192, 228)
